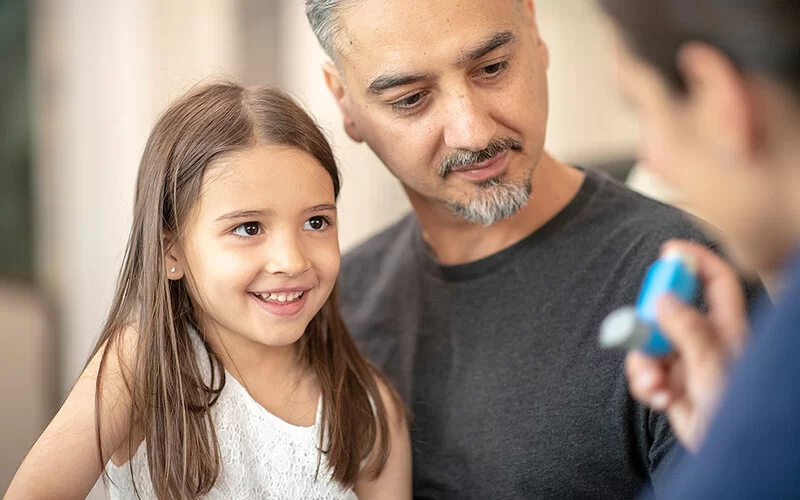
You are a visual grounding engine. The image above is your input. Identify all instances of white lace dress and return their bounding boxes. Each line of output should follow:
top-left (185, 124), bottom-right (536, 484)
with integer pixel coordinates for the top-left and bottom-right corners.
top-left (105, 333), bottom-right (357, 499)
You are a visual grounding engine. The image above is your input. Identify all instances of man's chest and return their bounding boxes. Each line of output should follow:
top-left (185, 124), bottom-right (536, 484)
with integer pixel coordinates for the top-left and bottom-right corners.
top-left (402, 311), bottom-right (641, 498)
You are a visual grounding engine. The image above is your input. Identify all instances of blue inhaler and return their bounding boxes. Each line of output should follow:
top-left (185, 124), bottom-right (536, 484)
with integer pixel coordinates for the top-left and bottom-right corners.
top-left (600, 250), bottom-right (699, 357)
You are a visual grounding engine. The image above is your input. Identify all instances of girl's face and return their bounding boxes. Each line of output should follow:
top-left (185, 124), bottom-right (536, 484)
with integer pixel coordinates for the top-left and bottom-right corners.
top-left (173, 144), bottom-right (340, 357)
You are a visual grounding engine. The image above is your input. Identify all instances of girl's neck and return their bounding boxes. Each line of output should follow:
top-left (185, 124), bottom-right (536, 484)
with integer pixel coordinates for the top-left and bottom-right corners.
top-left (199, 321), bottom-right (315, 407)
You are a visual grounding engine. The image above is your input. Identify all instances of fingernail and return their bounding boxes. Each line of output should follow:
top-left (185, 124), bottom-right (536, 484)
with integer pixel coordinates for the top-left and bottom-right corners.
top-left (661, 240), bottom-right (681, 256)
top-left (651, 391), bottom-right (670, 411)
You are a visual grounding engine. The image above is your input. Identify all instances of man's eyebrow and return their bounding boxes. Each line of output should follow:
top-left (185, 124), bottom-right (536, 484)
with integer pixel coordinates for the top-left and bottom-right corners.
top-left (365, 31), bottom-right (516, 95)
top-left (367, 72), bottom-right (432, 95)
top-left (458, 30), bottom-right (517, 65)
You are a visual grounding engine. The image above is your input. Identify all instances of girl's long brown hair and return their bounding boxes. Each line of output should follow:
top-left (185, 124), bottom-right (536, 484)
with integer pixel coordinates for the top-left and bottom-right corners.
top-left (89, 82), bottom-right (400, 498)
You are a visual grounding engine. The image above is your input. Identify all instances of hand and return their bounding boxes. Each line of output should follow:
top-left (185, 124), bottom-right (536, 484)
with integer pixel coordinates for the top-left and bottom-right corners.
top-left (625, 240), bottom-right (749, 452)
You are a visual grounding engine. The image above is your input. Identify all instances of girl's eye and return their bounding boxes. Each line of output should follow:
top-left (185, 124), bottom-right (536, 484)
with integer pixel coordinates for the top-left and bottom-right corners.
top-left (304, 216), bottom-right (329, 231)
top-left (232, 222), bottom-right (262, 237)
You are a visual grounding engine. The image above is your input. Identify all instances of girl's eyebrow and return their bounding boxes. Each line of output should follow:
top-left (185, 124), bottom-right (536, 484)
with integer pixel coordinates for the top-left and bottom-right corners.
top-left (214, 204), bottom-right (336, 222)
top-left (304, 204), bottom-right (337, 214)
top-left (214, 209), bottom-right (271, 223)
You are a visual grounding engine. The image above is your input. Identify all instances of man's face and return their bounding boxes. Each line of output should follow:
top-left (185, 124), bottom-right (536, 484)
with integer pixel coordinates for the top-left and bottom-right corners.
top-left (327, 0), bottom-right (551, 225)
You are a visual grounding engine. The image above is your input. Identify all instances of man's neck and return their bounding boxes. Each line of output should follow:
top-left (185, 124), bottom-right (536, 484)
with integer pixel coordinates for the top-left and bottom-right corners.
top-left (407, 151), bottom-right (585, 265)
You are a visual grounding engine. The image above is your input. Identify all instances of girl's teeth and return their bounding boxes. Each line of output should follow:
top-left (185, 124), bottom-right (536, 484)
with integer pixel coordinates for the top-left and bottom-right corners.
top-left (255, 291), bottom-right (303, 302)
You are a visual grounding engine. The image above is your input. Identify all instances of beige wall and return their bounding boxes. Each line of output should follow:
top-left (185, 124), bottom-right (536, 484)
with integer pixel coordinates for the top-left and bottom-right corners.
top-left (19, 0), bottom-right (246, 495)
top-left (0, 284), bottom-right (53, 491)
top-left (35, 0), bottom-right (245, 397)
top-left (538, 0), bottom-right (638, 162)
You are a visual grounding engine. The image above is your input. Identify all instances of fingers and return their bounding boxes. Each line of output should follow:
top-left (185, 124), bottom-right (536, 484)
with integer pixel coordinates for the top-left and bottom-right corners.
top-left (626, 351), bottom-right (677, 411)
top-left (656, 294), bottom-right (731, 383)
top-left (661, 239), bottom-right (748, 356)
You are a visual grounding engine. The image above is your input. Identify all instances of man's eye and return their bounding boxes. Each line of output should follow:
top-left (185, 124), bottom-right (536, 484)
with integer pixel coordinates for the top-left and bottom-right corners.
top-left (304, 216), bottom-right (329, 231)
top-left (392, 92), bottom-right (427, 111)
top-left (480, 61), bottom-right (509, 78)
top-left (232, 222), bottom-right (262, 237)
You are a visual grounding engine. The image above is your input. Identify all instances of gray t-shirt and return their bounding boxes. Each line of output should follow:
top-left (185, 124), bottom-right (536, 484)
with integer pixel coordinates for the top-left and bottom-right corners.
top-left (339, 169), bottom-right (764, 499)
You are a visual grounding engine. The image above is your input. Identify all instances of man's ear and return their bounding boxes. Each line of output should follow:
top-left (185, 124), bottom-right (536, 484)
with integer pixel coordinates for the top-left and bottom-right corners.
top-left (164, 232), bottom-right (185, 280)
top-left (519, 0), bottom-right (549, 69)
top-left (323, 61), bottom-right (364, 143)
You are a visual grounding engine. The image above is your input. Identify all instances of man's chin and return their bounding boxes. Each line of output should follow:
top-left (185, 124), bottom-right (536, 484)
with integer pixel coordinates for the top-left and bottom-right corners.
top-left (445, 179), bottom-right (533, 226)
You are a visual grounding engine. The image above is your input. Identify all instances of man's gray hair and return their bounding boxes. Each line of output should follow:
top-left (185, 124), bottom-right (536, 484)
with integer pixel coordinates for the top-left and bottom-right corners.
top-left (305, 0), bottom-right (354, 59)
top-left (306, 0), bottom-right (525, 60)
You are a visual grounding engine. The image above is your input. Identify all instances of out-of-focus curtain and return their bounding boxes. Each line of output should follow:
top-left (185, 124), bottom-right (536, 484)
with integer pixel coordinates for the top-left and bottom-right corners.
top-left (0, 0), bottom-right (32, 282)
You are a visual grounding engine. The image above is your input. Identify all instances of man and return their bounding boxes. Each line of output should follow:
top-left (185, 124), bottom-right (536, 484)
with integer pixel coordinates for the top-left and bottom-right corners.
top-left (304, 0), bottom-right (764, 497)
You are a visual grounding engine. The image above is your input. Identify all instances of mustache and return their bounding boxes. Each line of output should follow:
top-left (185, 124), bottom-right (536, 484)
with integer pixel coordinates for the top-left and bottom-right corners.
top-left (438, 137), bottom-right (523, 178)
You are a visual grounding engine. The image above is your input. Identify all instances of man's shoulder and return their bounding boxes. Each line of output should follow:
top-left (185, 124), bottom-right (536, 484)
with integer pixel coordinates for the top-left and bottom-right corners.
top-left (584, 169), bottom-right (718, 249)
top-left (342, 212), bottom-right (417, 266)
top-left (339, 212), bottom-right (419, 292)
top-left (579, 171), bottom-right (773, 316)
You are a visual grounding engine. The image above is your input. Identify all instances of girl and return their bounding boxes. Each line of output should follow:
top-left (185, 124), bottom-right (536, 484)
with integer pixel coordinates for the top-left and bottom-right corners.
top-left (8, 83), bottom-right (411, 499)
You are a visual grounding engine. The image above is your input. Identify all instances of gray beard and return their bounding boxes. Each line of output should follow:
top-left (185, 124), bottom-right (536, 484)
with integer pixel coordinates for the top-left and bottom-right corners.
top-left (446, 176), bottom-right (532, 226)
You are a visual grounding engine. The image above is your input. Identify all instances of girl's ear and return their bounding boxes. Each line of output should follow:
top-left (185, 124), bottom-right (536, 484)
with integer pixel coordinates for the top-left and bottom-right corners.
top-left (164, 232), bottom-right (186, 280)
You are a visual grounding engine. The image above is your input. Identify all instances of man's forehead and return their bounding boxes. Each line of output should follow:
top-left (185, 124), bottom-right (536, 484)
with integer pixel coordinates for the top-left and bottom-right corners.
top-left (334, 0), bottom-right (523, 80)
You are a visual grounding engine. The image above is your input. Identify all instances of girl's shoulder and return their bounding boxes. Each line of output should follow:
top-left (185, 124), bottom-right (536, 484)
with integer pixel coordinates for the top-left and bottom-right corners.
top-left (83, 323), bottom-right (140, 397)
top-left (4, 324), bottom-right (143, 498)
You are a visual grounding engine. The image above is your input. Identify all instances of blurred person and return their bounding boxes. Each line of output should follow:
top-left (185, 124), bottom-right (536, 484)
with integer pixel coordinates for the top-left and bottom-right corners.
top-left (626, 162), bottom-right (687, 212)
top-left (627, 162), bottom-right (781, 297)
top-left (6, 83), bottom-right (411, 499)
top-left (303, 0), bottom-right (767, 497)
top-left (600, 0), bottom-right (800, 496)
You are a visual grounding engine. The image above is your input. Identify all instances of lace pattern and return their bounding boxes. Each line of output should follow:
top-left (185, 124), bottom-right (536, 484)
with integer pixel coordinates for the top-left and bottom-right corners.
top-left (105, 332), bottom-right (357, 499)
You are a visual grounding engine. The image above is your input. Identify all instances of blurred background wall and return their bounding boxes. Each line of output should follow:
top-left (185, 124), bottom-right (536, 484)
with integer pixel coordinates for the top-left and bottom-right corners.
top-left (1, 0), bottom-right (644, 494)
